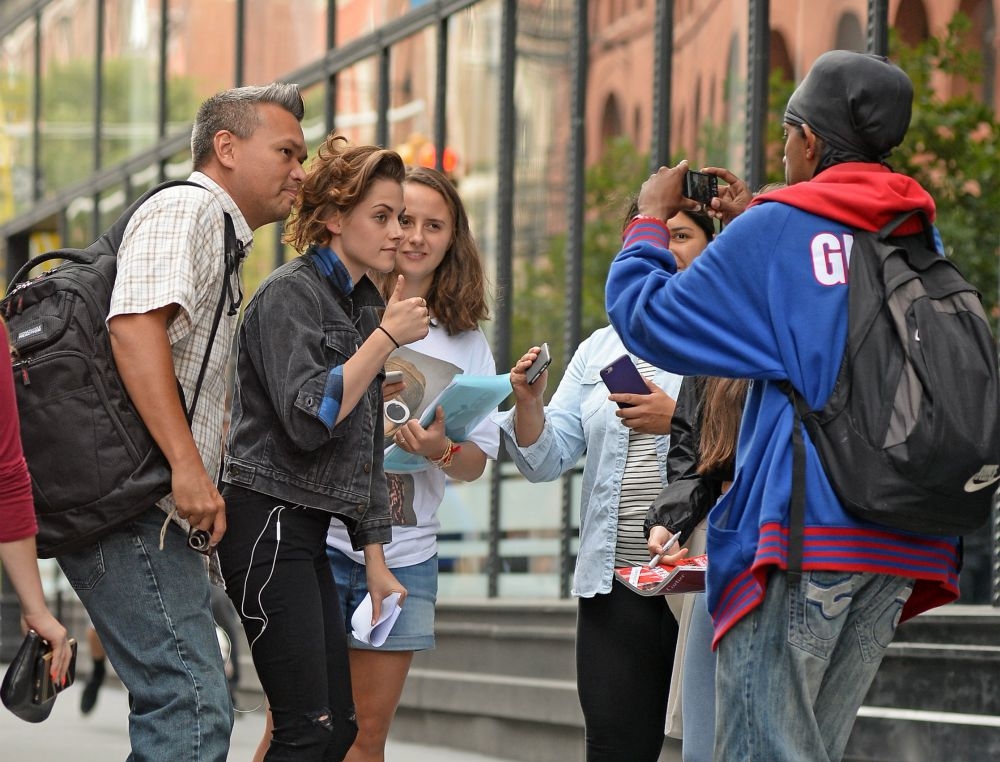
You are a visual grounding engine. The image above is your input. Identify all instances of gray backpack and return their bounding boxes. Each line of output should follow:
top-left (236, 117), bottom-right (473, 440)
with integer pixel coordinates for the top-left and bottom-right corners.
top-left (781, 211), bottom-right (1000, 572)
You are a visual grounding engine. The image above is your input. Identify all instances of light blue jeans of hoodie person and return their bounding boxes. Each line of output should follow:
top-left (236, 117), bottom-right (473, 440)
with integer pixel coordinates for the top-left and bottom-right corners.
top-left (715, 568), bottom-right (912, 762)
top-left (58, 505), bottom-right (233, 762)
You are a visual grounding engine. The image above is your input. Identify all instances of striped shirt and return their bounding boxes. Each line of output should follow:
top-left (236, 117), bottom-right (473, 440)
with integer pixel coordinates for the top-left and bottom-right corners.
top-left (109, 171), bottom-right (253, 524)
top-left (614, 359), bottom-right (666, 566)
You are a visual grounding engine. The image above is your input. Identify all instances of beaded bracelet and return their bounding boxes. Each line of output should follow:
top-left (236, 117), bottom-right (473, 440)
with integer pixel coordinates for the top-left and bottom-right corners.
top-left (429, 438), bottom-right (461, 469)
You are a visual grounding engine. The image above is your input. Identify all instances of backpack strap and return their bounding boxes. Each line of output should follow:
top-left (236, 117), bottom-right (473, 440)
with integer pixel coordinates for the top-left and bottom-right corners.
top-left (879, 209), bottom-right (935, 248)
top-left (183, 212), bottom-right (244, 424)
top-left (778, 380), bottom-right (808, 583)
top-left (97, 180), bottom-right (209, 253)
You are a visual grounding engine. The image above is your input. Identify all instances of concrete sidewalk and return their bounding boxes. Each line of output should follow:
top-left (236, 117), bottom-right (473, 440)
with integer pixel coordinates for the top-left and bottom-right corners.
top-left (0, 681), bottom-right (516, 761)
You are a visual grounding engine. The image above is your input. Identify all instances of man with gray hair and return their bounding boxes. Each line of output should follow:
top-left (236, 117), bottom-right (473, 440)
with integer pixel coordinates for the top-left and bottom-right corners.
top-left (607, 52), bottom-right (961, 761)
top-left (56, 83), bottom-right (307, 761)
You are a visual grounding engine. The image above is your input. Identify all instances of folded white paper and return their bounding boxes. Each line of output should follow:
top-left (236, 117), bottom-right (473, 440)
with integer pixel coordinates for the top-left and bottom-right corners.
top-left (351, 592), bottom-right (403, 647)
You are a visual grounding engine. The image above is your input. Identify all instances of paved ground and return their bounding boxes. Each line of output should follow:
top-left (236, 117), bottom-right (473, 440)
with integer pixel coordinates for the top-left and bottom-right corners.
top-left (0, 681), bottom-right (515, 761)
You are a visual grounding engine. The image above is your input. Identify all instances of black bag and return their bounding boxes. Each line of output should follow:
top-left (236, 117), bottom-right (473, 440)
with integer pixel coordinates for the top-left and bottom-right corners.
top-left (1, 181), bottom-right (242, 558)
top-left (782, 211), bottom-right (1000, 572)
top-left (0, 630), bottom-right (78, 723)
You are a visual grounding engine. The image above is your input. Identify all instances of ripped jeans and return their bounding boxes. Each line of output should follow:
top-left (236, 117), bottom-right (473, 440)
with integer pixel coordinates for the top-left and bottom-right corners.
top-left (218, 485), bottom-right (357, 761)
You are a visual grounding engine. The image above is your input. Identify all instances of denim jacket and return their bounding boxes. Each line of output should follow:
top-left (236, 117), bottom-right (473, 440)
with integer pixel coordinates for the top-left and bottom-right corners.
top-left (494, 326), bottom-right (682, 597)
top-left (223, 250), bottom-right (391, 550)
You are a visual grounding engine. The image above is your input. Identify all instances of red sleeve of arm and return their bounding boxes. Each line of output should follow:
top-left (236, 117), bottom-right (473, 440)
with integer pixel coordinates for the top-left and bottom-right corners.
top-left (0, 324), bottom-right (38, 542)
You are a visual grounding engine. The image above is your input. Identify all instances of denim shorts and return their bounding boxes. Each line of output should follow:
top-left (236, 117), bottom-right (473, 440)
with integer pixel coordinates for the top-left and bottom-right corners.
top-left (327, 547), bottom-right (437, 651)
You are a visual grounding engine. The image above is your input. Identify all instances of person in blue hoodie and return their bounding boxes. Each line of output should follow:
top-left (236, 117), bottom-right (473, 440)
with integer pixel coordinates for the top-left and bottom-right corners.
top-left (605, 50), bottom-right (960, 762)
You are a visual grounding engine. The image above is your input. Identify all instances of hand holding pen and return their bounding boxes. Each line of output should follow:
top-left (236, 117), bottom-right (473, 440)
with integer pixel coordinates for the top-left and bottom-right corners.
top-left (647, 529), bottom-right (681, 568)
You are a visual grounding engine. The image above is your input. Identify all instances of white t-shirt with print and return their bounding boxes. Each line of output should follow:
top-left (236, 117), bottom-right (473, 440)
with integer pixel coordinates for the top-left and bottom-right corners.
top-left (326, 323), bottom-right (500, 568)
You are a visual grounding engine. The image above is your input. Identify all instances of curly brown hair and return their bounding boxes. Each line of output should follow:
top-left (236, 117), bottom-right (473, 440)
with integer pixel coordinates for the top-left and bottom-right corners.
top-left (283, 134), bottom-right (406, 252)
top-left (372, 166), bottom-right (491, 335)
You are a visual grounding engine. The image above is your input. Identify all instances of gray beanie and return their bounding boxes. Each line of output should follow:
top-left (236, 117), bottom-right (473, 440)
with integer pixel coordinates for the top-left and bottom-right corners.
top-left (784, 50), bottom-right (913, 171)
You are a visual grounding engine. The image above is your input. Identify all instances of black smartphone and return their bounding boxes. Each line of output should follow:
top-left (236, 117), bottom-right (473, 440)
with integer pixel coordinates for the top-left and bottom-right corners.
top-left (35, 638), bottom-right (78, 704)
top-left (600, 354), bottom-right (650, 408)
top-left (684, 170), bottom-right (719, 205)
top-left (525, 343), bottom-right (552, 385)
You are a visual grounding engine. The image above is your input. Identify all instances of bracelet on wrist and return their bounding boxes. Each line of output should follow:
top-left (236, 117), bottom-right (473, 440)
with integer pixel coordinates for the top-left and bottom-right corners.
top-left (377, 325), bottom-right (401, 349)
top-left (429, 438), bottom-right (461, 469)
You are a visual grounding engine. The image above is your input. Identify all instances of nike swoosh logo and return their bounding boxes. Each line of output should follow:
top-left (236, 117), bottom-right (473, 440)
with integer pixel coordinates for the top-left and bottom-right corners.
top-left (965, 473), bottom-right (1000, 492)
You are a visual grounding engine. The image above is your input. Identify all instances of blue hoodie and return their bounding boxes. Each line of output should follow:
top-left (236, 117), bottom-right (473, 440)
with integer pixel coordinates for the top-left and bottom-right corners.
top-left (606, 163), bottom-right (960, 645)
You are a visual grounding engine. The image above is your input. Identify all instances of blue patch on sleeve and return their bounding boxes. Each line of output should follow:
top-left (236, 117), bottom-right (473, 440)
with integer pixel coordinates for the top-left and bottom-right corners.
top-left (317, 365), bottom-right (345, 428)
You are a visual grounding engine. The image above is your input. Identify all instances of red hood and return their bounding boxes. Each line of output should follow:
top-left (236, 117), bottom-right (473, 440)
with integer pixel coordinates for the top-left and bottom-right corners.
top-left (749, 163), bottom-right (935, 235)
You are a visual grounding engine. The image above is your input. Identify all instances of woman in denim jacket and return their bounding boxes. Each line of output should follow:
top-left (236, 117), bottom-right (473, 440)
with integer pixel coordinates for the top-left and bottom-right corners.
top-left (217, 135), bottom-right (430, 761)
top-left (494, 207), bottom-right (714, 762)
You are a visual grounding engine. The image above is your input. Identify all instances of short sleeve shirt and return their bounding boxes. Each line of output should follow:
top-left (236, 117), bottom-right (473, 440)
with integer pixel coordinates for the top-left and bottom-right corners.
top-left (109, 171), bottom-right (253, 518)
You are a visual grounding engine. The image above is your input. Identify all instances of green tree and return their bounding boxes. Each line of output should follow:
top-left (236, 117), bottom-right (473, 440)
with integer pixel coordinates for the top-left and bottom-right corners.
top-left (765, 66), bottom-right (796, 184)
top-left (890, 14), bottom-right (1000, 321)
top-left (38, 57), bottom-right (199, 194)
top-left (510, 137), bottom-right (650, 390)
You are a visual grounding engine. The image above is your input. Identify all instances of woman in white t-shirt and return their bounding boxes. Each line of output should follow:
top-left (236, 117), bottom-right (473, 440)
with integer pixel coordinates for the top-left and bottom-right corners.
top-left (326, 166), bottom-right (498, 761)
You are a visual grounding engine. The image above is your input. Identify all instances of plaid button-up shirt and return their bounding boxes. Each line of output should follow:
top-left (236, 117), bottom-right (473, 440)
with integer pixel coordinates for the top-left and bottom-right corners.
top-left (109, 171), bottom-right (253, 526)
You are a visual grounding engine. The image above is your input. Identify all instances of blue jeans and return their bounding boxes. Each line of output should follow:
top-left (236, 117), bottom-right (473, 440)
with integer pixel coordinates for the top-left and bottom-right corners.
top-left (680, 594), bottom-right (715, 762)
top-left (328, 548), bottom-right (438, 651)
top-left (58, 505), bottom-right (233, 762)
top-left (715, 569), bottom-right (913, 762)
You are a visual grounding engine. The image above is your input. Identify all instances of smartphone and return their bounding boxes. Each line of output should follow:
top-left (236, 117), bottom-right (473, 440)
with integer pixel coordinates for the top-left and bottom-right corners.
top-left (684, 170), bottom-right (719, 205)
top-left (525, 343), bottom-right (552, 386)
top-left (35, 638), bottom-right (78, 704)
top-left (384, 370), bottom-right (404, 384)
top-left (600, 354), bottom-right (650, 408)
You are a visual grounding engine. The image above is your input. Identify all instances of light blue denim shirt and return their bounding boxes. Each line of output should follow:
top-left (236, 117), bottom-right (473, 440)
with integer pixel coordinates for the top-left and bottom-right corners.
top-left (493, 326), bottom-right (683, 597)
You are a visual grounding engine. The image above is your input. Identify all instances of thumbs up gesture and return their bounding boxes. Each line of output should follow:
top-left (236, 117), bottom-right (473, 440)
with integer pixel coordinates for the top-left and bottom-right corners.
top-left (381, 275), bottom-right (430, 346)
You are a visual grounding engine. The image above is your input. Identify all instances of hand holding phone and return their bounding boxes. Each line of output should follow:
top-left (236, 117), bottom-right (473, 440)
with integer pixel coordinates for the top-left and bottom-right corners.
top-left (525, 343), bottom-right (552, 386)
top-left (600, 355), bottom-right (650, 408)
top-left (684, 170), bottom-right (719, 205)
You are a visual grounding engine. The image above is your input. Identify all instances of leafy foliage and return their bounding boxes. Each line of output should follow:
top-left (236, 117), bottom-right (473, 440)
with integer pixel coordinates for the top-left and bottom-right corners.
top-left (508, 9), bottom-right (1000, 392)
top-left (39, 57), bottom-right (200, 193)
top-left (510, 137), bottom-right (649, 389)
top-left (889, 14), bottom-right (999, 321)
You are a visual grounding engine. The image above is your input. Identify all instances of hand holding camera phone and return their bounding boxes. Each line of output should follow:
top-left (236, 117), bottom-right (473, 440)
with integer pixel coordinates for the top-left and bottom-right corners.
top-left (684, 169), bottom-right (719, 206)
top-left (600, 355), bottom-right (651, 408)
top-left (525, 343), bottom-right (552, 386)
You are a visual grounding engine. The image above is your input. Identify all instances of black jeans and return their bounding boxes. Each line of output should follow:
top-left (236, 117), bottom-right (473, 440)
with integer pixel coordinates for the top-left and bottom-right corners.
top-left (576, 581), bottom-right (679, 762)
top-left (218, 485), bottom-right (357, 761)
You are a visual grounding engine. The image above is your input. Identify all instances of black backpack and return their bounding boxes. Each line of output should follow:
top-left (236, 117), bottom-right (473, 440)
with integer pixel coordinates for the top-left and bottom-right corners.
top-left (782, 211), bottom-right (1000, 573)
top-left (2, 181), bottom-right (242, 558)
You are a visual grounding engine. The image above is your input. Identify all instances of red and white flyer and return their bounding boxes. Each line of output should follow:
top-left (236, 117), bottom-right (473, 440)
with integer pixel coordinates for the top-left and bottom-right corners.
top-left (614, 554), bottom-right (708, 596)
